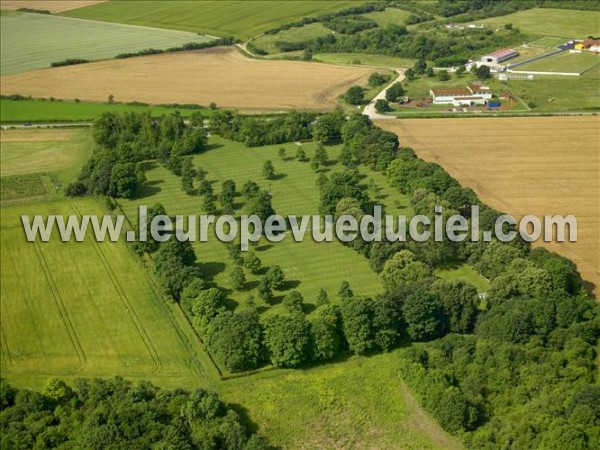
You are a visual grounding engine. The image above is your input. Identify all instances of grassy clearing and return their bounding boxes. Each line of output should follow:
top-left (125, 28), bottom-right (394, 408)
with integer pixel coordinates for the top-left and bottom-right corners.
top-left (516, 50), bottom-right (599, 73)
top-left (63, 0), bottom-right (358, 41)
top-left (0, 198), bottom-right (207, 389)
top-left (470, 8), bottom-right (600, 38)
top-left (434, 264), bottom-right (489, 293)
top-left (252, 22), bottom-right (333, 54)
top-left (314, 52), bottom-right (417, 68)
top-left (363, 7), bottom-right (411, 27)
top-left (507, 45), bottom-right (553, 64)
top-left (220, 350), bottom-right (462, 449)
top-left (119, 138), bottom-right (408, 312)
top-left (0, 128), bottom-right (91, 182)
top-left (0, 12), bottom-right (213, 75)
top-left (0, 98), bottom-right (212, 123)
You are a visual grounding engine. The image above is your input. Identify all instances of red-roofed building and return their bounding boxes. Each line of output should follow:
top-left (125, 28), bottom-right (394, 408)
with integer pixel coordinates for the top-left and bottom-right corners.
top-left (481, 48), bottom-right (519, 63)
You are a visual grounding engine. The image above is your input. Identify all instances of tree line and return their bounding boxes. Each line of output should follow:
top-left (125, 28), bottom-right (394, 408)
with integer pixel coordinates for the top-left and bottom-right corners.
top-left (0, 377), bottom-right (270, 449)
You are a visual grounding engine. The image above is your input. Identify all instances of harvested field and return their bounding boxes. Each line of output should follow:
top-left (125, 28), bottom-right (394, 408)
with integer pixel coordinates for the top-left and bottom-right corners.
top-left (377, 117), bottom-right (600, 294)
top-left (0, 47), bottom-right (373, 111)
top-left (0, 1), bottom-right (105, 13)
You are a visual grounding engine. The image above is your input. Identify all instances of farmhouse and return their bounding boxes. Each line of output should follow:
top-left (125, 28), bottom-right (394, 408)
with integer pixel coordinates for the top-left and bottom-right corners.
top-left (430, 84), bottom-right (492, 106)
top-left (481, 48), bottom-right (519, 64)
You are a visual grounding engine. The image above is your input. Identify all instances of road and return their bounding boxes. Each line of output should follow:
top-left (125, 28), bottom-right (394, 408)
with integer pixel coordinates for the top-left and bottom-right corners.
top-left (1, 122), bottom-right (93, 129)
top-left (363, 68), bottom-right (405, 120)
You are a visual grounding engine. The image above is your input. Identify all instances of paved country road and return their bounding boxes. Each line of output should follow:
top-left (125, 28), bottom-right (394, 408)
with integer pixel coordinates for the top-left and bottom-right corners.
top-left (363, 68), bottom-right (405, 120)
top-left (1, 122), bottom-right (93, 129)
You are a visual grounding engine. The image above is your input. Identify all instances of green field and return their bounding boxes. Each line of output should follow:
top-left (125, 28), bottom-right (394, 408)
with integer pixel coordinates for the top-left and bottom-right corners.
top-left (220, 350), bottom-right (462, 449)
top-left (471, 8), bottom-right (600, 38)
top-left (517, 51), bottom-right (600, 74)
top-left (64, 0), bottom-right (359, 41)
top-left (119, 137), bottom-right (409, 312)
top-left (0, 11), bottom-right (213, 75)
top-left (528, 36), bottom-right (568, 48)
top-left (434, 263), bottom-right (489, 293)
top-left (0, 199), bottom-right (208, 389)
top-left (0, 98), bottom-right (212, 123)
top-left (363, 7), bottom-right (411, 27)
top-left (252, 22), bottom-right (332, 54)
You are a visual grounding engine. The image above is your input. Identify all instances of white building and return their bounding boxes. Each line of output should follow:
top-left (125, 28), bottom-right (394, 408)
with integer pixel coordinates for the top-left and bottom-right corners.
top-left (430, 84), bottom-right (492, 106)
top-left (481, 48), bottom-right (519, 64)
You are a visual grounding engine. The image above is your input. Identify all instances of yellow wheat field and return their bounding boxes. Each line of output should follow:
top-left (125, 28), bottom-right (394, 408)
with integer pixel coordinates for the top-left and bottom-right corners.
top-left (378, 117), bottom-right (600, 294)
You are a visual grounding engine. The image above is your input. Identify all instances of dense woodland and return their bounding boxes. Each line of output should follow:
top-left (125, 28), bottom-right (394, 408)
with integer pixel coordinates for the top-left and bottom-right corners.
top-left (0, 377), bottom-right (269, 449)
top-left (61, 109), bottom-right (599, 448)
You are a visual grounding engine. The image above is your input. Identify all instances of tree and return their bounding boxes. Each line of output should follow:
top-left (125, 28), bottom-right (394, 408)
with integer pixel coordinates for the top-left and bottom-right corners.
top-left (312, 107), bottom-right (346, 144)
top-left (241, 180), bottom-right (260, 199)
top-left (302, 48), bottom-right (313, 61)
top-left (108, 162), bottom-right (138, 198)
top-left (310, 157), bottom-right (320, 172)
top-left (414, 58), bottom-right (427, 74)
top-left (265, 265), bottom-right (285, 290)
top-left (206, 311), bottom-right (263, 371)
top-left (202, 192), bottom-right (217, 214)
top-left (338, 280), bottom-right (354, 301)
top-left (262, 160), bottom-right (275, 180)
top-left (426, 67), bottom-right (435, 77)
top-left (296, 145), bottom-right (308, 161)
top-left (257, 276), bottom-right (273, 303)
top-left (475, 65), bottom-right (491, 79)
top-left (405, 68), bottom-right (416, 80)
top-left (310, 313), bottom-right (342, 362)
top-left (385, 82), bottom-right (405, 102)
top-left (430, 280), bottom-right (478, 333)
top-left (316, 288), bottom-right (329, 306)
top-left (345, 85), bottom-right (364, 105)
top-left (263, 313), bottom-right (311, 367)
top-left (278, 147), bottom-right (286, 160)
top-left (243, 251), bottom-right (262, 274)
top-left (340, 296), bottom-right (376, 354)
top-left (380, 250), bottom-right (432, 291)
top-left (368, 72), bottom-right (389, 87)
top-left (191, 288), bottom-right (226, 334)
top-left (456, 65), bottom-right (466, 75)
top-left (402, 288), bottom-right (445, 341)
top-left (228, 243), bottom-right (243, 265)
top-left (230, 266), bottom-right (246, 291)
top-left (476, 241), bottom-right (525, 280)
top-left (219, 179), bottom-right (236, 213)
top-left (438, 70), bottom-right (450, 81)
top-left (283, 290), bottom-right (304, 314)
top-left (375, 99), bottom-right (391, 112)
top-left (245, 190), bottom-right (274, 221)
top-left (314, 143), bottom-right (328, 166)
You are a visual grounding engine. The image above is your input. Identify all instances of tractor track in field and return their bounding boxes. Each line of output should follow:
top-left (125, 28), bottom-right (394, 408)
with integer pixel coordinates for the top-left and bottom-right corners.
top-left (33, 240), bottom-right (87, 365)
top-left (71, 203), bottom-right (163, 374)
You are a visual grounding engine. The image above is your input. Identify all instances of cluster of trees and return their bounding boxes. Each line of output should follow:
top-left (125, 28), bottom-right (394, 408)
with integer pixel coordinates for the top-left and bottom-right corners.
top-left (50, 58), bottom-right (88, 68)
top-left (210, 110), bottom-right (315, 147)
top-left (273, 21), bottom-right (526, 67)
top-left (0, 377), bottom-right (269, 449)
top-left (399, 256), bottom-right (598, 446)
top-left (67, 111), bottom-right (207, 198)
top-left (322, 15), bottom-right (378, 34)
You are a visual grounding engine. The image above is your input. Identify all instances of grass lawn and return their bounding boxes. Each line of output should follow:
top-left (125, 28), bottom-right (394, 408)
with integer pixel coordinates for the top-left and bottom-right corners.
top-left (119, 138), bottom-right (410, 313)
top-left (435, 263), bottom-right (489, 293)
top-left (0, 11), bottom-right (213, 75)
top-left (220, 350), bottom-right (462, 449)
top-left (470, 8), bottom-right (600, 39)
top-left (507, 45), bottom-right (553, 64)
top-left (252, 22), bottom-right (333, 54)
top-left (0, 198), bottom-right (208, 390)
top-left (63, 0), bottom-right (359, 41)
top-left (0, 98), bottom-right (212, 123)
top-left (528, 36), bottom-right (569, 48)
top-left (505, 64), bottom-right (600, 111)
top-left (516, 51), bottom-right (599, 74)
top-left (314, 52), bottom-right (417, 68)
top-left (363, 7), bottom-right (411, 27)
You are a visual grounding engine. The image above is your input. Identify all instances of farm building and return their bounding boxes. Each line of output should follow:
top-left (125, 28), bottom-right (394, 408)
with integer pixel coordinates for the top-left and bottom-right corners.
top-left (430, 84), bottom-right (492, 106)
top-left (577, 39), bottom-right (600, 52)
top-left (481, 48), bottom-right (519, 63)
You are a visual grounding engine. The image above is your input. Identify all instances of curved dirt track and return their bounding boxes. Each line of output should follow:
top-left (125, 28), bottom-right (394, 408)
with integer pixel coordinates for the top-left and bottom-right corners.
top-left (0, 47), bottom-right (373, 112)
